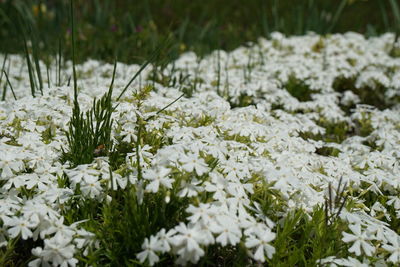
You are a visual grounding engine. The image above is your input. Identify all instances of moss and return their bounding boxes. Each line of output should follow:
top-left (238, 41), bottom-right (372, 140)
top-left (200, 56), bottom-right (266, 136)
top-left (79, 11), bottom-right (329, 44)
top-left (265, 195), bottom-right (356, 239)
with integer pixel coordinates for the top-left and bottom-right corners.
top-left (354, 114), bottom-right (374, 138)
top-left (229, 93), bottom-right (255, 108)
top-left (301, 120), bottom-right (352, 144)
top-left (41, 126), bottom-right (55, 144)
top-left (333, 76), bottom-right (392, 110)
top-left (389, 46), bottom-right (400, 58)
top-left (311, 38), bottom-right (325, 53)
top-left (285, 75), bottom-right (314, 102)
top-left (271, 102), bottom-right (285, 110)
top-left (315, 146), bottom-right (341, 157)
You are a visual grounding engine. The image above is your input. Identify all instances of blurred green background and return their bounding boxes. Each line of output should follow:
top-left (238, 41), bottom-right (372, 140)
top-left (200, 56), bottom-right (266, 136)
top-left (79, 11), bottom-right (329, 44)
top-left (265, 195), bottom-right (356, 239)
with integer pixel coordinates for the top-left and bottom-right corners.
top-left (0, 0), bottom-right (399, 63)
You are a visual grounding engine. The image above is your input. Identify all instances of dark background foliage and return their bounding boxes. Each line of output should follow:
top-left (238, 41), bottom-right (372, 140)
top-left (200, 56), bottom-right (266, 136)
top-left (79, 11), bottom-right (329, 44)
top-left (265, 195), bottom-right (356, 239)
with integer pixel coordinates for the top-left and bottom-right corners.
top-left (0, 0), bottom-right (399, 63)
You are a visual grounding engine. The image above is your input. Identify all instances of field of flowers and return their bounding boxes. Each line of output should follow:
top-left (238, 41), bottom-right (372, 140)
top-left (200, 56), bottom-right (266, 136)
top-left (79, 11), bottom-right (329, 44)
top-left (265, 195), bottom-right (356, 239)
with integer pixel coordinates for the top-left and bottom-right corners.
top-left (1, 32), bottom-right (400, 266)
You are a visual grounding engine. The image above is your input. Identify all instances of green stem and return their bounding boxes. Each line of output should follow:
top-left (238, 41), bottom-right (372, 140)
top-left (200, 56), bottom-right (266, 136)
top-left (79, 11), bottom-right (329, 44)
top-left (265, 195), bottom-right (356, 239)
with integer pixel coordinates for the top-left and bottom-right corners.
top-left (136, 115), bottom-right (143, 181)
top-left (3, 70), bottom-right (17, 100)
top-left (70, 0), bottom-right (78, 100)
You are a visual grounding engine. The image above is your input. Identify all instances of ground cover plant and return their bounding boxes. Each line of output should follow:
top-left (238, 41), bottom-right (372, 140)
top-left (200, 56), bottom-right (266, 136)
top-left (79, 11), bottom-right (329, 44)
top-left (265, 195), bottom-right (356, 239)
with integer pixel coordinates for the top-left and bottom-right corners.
top-left (1, 0), bottom-right (400, 266)
top-left (0, 30), bottom-right (400, 266)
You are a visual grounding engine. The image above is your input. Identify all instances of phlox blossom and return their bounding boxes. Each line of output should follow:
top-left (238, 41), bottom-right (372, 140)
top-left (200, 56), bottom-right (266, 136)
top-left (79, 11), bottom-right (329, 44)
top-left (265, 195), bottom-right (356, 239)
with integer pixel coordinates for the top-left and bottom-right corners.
top-left (342, 223), bottom-right (375, 256)
top-left (143, 167), bottom-right (174, 193)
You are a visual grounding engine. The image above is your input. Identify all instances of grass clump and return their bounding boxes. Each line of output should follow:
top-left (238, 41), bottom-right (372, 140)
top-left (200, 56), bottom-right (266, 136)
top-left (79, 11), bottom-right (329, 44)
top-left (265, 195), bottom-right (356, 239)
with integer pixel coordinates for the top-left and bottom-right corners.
top-left (61, 81), bottom-right (115, 166)
top-left (61, 1), bottom-right (115, 167)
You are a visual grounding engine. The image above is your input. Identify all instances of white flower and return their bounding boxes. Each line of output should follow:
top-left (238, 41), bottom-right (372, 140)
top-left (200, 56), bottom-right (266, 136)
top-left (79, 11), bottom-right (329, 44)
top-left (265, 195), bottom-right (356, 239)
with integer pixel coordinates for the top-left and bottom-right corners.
top-left (3, 175), bottom-right (26, 190)
top-left (179, 153), bottom-right (209, 176)
top-left (382, 234), bottom-right (400, 263)
top-left (136, 236), bottom-right (162, 266)
top-left (65, 164), bottom-right (100, 187)
top-left (155, 228), bottom-right (176, 253)
top-left (186, 203), bottom-right (215, 225)
top-left (340, 256), bottom-right (370, 267)
top-left (387, 196), bottom-right (400, 210)
top-left (0, 152), bottom-right (24, 179)
top-left (245, 228), bottom-right (276, 262)
top-left (31, 235), bottom-right (77, 266)
top-left (80, 175), bottom-right (102, 198)
top-left (171, 223), bottom-right (205, 263)
top-left (42, 187), bottom-right (73, 205)
top-left (121, 123), bottom-right (137, 143)
top-left (342, 224), bottom-right (375, 256)
top-left (128, 144), bottom-right (153, 168)
top-left (73, 228), bottom-right (97, 256)
top-left (109, 172), bottom-right (127, 190)
top-left (204, 172), bottom-right (228, 201)
top-left (221, 159), bottom-right (250, 180)
top-left (209, 215), bottom-right (241, 246)
top-left (24, 172), bottom-right (52, 191)
top-left (3, 216), bottom-right (36, 240)
top-left (44, 217), bottom-right (75, 240)
top-left (178, 178), bottom-right (204, 198)
top-left (143, 167), bottom-right (174, 193)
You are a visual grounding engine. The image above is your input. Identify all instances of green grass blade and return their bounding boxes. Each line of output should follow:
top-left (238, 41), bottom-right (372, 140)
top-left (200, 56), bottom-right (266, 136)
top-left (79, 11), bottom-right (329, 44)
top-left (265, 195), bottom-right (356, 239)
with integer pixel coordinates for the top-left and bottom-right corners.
top-left (116, 37), bottom-right (171, 102)
top-left (327, 0), bottom-right (347, 33)
top-left (22, 34), bottom-right (36, 98)
top-left (58, 38), bottom-right (62, 86)
top-left (145, 93), bottom-right (185, 122)
top-left (70, 0), bottom-right (78, 100)
top-left (46, 62), bottom-right (51, 88)
top-left (15, 7), bottom-right (37, 98)
top-left (378, 1), bottom-right (390, 31)
top-left (389, 0), bottom-right (400, 26)
top-left (30, 30), bottom-right (44, 95)
top-left (109, 59), bottom-right (117, 94)
top-left (0, 53), bottom-right (8, 87)
top-left (1, 55), bottom-right (8, 101)
top-left (272, 0), bottom-right (280, 31)
top-left (3, 70), bottom-right (17, 100)
top-left (260, 1), bottom-right (270, 37)
top-left (1, 86), bottom-right (6, 101)
top-left (389, 0), bottom-right (400, 55)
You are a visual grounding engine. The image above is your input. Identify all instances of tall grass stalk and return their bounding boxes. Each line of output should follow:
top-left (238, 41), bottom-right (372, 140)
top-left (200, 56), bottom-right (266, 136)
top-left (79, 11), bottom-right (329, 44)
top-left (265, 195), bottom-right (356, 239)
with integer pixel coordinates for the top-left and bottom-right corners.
top-left (326, 0), bottom-right (347, 33)
top-left (3, 70), bottom-right (17, 100)
top-left (46, 63), bottom-right (51, 88)
top-left (0, 53), bottom-right (7, 86)
top-left (15, 3), bottom-right (43, 97)
top-left (389, 0), bottom-right (400, 55)
top-left (1, 84), bottom-right (6, 101)
top-left (260, 1), bottom-right (270, 37)
top-left (30, 29), bottom-right (43, 95)
top-left (224, 55), bottom-right (230, 99)
top-left (22, 34), bottom-right (36, 98)
top-left (0, 54), bottom-right (7, 100)
top-left (116, 37), bottom-right (171, 101)
top-left (216, 50), bottom-right (221, 95)
top-left (58, 38), bottom-right (62, 86)
top-left (70, 0), bottom-right (78, 100)
top-left (379, 1), bottom-right (390, 31)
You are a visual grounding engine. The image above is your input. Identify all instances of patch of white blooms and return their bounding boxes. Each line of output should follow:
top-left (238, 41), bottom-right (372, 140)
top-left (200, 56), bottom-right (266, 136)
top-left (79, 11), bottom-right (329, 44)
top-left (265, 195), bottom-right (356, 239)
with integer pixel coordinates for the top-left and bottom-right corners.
top-left (0, 32), bottom-right (399, 266)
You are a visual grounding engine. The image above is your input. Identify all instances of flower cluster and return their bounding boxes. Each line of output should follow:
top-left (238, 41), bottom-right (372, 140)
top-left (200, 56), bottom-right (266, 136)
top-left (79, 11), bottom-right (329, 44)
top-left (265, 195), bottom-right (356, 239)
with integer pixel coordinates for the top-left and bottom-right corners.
top-left (0, 32), bottom-right (399, 265)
